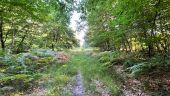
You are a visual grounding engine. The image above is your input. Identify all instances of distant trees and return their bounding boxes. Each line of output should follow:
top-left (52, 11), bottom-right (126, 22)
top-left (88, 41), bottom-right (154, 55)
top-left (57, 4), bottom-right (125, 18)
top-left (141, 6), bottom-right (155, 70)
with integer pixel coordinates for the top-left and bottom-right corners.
top-left (82, 0), bottom-right (170, 57)
top-left (0, 0), bottom-right (77, 53)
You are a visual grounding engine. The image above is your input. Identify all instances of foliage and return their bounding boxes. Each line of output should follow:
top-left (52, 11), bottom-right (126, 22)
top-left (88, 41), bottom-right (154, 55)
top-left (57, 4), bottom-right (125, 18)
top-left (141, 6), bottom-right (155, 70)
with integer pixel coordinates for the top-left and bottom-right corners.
top-left (97, 51), bottom-right (125, 69)
top-left (0, 1), bottom-right (78, 94)
top-left (81, 0), bottom-right (170, 76)
top-left (98, 51), bottom-right (111, 63)
top-left (82, 0), bottom-right (170, 57)
top-left (0, 49), bottom-right (58, 94)
top-left (0, 0), bottom-right (77, 52)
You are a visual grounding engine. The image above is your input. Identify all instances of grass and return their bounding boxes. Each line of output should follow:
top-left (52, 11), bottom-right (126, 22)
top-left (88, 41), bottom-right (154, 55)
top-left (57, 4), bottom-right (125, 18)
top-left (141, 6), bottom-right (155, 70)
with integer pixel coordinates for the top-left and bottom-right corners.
top-left (75, 52), bottom-right (121, 95)
top-left (42, 58), bottom-right (78, 96)
top-left (30, 50), bottom-right (121, 96)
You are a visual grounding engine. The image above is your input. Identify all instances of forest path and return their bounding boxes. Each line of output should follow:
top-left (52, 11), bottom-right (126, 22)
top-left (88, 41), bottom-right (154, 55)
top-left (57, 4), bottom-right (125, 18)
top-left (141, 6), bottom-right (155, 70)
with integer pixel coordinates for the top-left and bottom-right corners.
top-left (25, 50), bottom-right (120, 96)
top-left (65, 51), bottom-right (117, 96)
top-left (73, 72), bottom-right (85, 96)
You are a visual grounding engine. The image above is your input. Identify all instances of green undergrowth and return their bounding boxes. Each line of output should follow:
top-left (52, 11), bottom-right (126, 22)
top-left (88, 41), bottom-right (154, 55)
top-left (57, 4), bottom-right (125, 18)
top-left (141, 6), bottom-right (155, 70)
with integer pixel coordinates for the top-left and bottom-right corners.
top-left (44, 51), bottom-right (121, 96)
top-left (97, 51), bottom-right (170, 76)
top-left (0, 49), bottom-right (56, 95)
top-left (74, 52), bottom-right (121, 95)
top-left (97, 51), bottom-right (170, 95)
top-left (43, 55), bottom-right (78, 96)
top-left (0, 49), bottom-right (121, 95)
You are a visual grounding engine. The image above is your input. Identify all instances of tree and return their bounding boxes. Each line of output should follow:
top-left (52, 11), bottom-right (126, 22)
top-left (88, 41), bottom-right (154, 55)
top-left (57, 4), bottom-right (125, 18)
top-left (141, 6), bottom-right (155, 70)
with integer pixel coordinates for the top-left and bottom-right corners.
top-left (82, 0), bottom-right (170, 57)
top-left (0, 0), bottom-right (77, 52)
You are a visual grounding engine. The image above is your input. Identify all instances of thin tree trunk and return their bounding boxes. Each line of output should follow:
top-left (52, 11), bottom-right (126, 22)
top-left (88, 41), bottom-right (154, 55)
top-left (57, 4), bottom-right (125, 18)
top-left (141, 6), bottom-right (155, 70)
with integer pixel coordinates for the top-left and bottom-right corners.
top-left (11, 24), bottom-right (16, 49)
top-left (0, 15), bottom-right (5, 50)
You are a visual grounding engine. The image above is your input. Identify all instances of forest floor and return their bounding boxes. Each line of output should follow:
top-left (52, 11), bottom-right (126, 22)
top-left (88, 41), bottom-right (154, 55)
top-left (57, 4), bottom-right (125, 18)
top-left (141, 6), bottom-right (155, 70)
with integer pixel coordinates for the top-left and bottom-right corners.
top-left (24, 50), bottom-right (152, 96)
top-left (7, 49), bottom-right (169, 96)
top-left (24, 49), bottom-right (121, 96)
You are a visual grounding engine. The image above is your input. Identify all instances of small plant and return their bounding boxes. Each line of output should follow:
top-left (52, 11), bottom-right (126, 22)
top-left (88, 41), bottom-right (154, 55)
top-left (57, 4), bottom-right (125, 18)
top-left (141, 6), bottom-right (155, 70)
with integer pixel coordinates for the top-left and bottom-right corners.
top-left (127, 62), bottom-right (152, 76)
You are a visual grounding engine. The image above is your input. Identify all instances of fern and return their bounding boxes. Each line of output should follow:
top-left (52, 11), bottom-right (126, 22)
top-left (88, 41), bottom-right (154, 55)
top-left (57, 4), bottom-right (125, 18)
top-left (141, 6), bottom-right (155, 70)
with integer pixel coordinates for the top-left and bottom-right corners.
top-left (127, 62), bottom-right (152, 76)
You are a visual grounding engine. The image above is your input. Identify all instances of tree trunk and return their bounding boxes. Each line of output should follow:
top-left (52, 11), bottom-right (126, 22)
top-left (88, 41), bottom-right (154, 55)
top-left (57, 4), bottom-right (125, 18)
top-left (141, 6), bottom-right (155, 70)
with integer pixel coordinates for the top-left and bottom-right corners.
top-left (0, 15), bottom-right (5, 50)
top-left (11, 25), bottom-right (16, 49)
top-left (51, 44), bottom-right (54, 51)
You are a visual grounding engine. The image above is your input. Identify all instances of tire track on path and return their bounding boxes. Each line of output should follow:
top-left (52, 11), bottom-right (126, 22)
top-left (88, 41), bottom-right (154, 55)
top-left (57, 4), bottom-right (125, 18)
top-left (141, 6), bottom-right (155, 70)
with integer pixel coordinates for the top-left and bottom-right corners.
top-left (73, 72), bottom-right (85, 96)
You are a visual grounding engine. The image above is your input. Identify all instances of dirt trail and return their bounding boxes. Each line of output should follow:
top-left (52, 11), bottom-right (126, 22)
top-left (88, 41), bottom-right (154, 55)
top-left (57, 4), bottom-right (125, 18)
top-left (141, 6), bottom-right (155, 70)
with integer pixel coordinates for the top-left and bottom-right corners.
top-left (73, 72), bottom-right (85, 96)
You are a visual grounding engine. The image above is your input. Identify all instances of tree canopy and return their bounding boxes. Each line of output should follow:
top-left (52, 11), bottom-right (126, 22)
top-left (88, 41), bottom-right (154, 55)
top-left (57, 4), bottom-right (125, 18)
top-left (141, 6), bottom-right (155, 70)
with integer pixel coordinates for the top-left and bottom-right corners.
top-left (82, 0), bottom-right (170, 57)
top-left (0, 0), bottom-right (77, 53)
